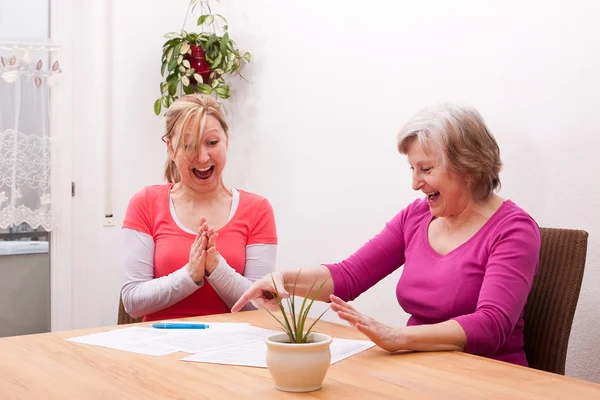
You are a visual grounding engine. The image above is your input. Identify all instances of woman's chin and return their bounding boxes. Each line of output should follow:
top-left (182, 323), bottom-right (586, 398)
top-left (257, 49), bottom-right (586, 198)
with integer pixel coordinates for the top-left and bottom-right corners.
top-left (427, 204), bottom-right (444, 218)
top-left (184, 174), bottom-right (223, 192)
top-left (194, 179), bottom-right (217, 190)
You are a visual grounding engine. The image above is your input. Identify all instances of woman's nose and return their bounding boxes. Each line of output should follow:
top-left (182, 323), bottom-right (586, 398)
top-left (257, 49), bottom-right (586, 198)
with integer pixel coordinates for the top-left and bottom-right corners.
top-left (196, 146), bottom-right (210, 163)
top-left (412, 172), bottom-right (422, 191)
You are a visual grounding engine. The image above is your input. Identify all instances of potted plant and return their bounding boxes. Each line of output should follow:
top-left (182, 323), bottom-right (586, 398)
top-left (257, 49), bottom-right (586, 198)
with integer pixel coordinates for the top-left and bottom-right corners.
top-left (262, 272), bottom-right (332, 393)
top-left (154, 0), bottom-right (251, 115)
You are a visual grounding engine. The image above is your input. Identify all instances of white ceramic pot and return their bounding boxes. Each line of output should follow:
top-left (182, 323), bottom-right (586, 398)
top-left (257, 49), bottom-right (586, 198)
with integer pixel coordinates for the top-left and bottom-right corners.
top-left (264, 332), bottom-right (333, 392)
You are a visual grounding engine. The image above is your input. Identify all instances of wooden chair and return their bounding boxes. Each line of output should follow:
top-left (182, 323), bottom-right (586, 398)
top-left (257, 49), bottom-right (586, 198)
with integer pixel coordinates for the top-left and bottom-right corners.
top-left (117, 296), bottom-right (142, 325)
top-left (523, 227), bottom-right (588, 374)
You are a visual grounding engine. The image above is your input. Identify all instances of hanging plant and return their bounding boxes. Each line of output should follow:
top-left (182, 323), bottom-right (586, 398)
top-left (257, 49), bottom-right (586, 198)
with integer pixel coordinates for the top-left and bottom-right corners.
top-left (154, 0), bottom-right (251, 115)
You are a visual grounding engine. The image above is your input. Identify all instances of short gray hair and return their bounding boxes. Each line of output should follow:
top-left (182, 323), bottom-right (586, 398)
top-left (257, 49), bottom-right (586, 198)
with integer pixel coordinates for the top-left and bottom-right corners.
top-left (397, 104), bottom-right (502, 201)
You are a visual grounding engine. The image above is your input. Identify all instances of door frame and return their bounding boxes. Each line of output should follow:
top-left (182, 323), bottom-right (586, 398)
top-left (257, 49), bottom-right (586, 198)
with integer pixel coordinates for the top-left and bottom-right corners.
top-left (49, 0), bottom-right (74, 331)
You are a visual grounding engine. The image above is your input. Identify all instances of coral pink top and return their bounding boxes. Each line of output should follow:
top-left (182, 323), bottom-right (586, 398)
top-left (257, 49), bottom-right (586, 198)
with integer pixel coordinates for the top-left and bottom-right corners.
top-left (123, 184), bottom-right (277, 321)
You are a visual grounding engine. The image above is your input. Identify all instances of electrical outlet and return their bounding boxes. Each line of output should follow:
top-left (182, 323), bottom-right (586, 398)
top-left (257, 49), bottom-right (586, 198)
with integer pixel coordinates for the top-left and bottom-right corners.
top-left (103, 215), bottom-right (115, 227)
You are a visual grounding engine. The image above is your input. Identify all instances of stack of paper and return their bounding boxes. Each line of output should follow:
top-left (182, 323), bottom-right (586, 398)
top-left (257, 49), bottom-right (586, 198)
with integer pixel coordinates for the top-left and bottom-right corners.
top-left (181, 336), bottom-right (375, 368)
top-left (66, 323), bottom-right (375, 367)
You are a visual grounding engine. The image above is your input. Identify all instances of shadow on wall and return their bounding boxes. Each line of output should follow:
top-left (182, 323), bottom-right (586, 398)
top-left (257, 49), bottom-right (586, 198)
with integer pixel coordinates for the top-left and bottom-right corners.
top-left (493, 127), bottom-right (547, 219)
top-left (221, 55), bottom-right (261, 191)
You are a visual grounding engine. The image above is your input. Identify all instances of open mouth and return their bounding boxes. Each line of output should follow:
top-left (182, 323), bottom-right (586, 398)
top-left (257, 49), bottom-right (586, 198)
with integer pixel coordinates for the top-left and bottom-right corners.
top-left (426, 191), bottom-right (440, 203)
top-left (192, 166), bottom-right (214, 180)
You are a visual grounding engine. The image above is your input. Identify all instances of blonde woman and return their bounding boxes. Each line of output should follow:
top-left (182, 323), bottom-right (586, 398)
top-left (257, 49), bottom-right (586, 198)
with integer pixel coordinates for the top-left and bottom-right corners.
top-left (121, 94), bottom-right (277, 321)
top-left (233, 104), bottom-right (540, 367)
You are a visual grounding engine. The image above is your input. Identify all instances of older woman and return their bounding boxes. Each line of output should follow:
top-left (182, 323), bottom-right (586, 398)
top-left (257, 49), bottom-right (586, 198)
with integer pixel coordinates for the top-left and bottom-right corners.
top-left (121, 94), bottom-right (277, 321)
top-left (232, 104), bottom-right (540, 367)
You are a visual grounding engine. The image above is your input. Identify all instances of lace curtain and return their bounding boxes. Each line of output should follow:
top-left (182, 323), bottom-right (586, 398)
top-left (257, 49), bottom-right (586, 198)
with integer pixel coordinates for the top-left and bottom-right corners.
top-left (0, 43), bottom-right (61, 231)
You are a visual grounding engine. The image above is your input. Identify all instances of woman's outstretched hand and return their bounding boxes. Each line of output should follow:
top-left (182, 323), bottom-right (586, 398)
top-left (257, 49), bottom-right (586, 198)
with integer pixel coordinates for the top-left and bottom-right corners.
top-left (231, 272), bottom-right (288, 312)
top-left (330, 294), bottom-right (406, 352)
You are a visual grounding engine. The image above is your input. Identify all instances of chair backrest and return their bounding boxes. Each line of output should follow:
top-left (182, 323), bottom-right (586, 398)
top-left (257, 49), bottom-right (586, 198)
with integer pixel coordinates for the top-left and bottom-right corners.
top-left (523, 227), bottom-right (588, 374)
top-left (117, 296), bottom-right (143, 325)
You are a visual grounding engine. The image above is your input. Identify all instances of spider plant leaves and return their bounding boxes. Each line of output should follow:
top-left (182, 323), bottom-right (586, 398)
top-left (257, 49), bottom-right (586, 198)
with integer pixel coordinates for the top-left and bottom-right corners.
top-left (259, 270), bottom-right (330, 343)
top-left (271, 275), bottom-right (295, 342)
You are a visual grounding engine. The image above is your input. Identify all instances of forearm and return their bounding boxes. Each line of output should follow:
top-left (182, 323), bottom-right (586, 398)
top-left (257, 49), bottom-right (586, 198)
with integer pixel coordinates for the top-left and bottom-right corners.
top-left (207, 244), bottom-right (277, 311)
top-left (121, 265), bottom-right (198, 318)
top-left (282, 265), bottom-right (334, 302)
top-left (402, 320), bottom-right (467, 352)
top-left (121, 228), bottom-right (199, 319)
top-left (208, 266), bottom-right (254, 311)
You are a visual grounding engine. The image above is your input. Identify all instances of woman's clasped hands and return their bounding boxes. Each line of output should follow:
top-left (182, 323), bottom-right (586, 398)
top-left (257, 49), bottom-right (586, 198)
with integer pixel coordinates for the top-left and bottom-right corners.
top-left (187, 216), bottom-right (220, 283)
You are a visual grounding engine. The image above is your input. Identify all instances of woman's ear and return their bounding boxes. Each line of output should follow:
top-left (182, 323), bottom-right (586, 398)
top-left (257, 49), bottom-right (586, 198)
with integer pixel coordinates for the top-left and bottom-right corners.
top-left (463, 175), bottom-right (472, 188)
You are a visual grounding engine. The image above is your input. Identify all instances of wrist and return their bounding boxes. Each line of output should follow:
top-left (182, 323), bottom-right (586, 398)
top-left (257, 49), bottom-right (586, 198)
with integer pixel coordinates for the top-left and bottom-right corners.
top-left (280, 270), bottom-right (294, 287)
top-left (274, 271), bottom-right (292, 291)
top-left (187, 265), bottom-right (204, 284)
top-left (205, 253), bottom-right (221, 276)
top-left (394, 327), bottom-right (410, 352)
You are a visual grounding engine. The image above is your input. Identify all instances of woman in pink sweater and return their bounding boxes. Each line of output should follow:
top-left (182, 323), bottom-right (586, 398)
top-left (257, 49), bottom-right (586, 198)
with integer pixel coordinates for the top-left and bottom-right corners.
top-left (233, 104), bottom-right (541, 367)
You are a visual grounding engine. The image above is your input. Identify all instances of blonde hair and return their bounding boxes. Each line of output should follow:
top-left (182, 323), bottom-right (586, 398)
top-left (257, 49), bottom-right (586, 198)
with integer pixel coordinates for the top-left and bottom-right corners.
top-left (162, 94), bottom-right (229, 183)
top-left (397, 104), bottom-right (502, 201)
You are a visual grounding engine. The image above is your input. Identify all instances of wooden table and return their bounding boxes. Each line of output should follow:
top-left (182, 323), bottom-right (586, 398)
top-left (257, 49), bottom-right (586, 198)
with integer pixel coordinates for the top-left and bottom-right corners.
top-left (1, 310), bottom-right (599, 399)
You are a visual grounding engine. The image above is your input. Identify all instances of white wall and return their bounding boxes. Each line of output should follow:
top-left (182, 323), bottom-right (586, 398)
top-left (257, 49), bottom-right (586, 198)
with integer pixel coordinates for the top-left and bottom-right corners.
top-left (62, 0), bottom-right (600, 382)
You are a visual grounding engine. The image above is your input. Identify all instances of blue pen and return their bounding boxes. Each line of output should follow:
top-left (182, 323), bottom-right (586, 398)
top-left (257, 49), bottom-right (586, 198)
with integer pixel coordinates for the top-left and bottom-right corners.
top-left (152, 323), bottom-right (210, 329)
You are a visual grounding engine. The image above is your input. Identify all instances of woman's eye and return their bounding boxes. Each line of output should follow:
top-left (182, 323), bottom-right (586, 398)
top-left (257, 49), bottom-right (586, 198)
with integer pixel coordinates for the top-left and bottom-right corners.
top-left (422, 167), bottom-right (431, 173)
top-left (208, 140), bottom-right (218, 146)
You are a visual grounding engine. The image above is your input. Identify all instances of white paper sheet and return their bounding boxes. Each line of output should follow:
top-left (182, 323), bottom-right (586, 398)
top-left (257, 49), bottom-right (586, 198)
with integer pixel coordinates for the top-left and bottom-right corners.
top-left (65, 323), bottom-right (273, 356)
top-left (184, 340), bottom-right (270, 368)
top-left (66, 327), bottom-right (178, 356)
top-left (152, 326), bottom-right (280, 354)
top-left (180, 337), bottom-right (375, 368)
top-left (66, 323), bottom-right (375, 367)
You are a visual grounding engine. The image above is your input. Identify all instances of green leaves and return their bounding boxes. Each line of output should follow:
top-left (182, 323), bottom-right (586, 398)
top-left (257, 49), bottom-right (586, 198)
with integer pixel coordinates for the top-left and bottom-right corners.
top-left (205, 34), bottom-right (218, 50)
top-left (165, 47), bottom-right (174, 63)
top-left (179, 43), bottom-right (190, 55)
top-left (259, 271), bottom-right (330, 344)
top-left (155, 4), bottom-right (251, 115)
top-left (220, 32), bottom-right (229, 58)
top-left (212, 52), bottom-right (222, 68)
top-left (166, 74), bottom-right (178, 96)
top-left (197, 14), bottom-right (214, 26)
top-left (214, 85), bottom-right (229, 99)
top-left (196, 83), bottom-right (213, 94)
top-left (167, 56), bottom-right (177, 72)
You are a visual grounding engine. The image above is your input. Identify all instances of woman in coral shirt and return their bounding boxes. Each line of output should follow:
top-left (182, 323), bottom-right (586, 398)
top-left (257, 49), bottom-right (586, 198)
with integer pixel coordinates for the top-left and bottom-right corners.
top-left (121, 94), bottom-right (277, 321)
